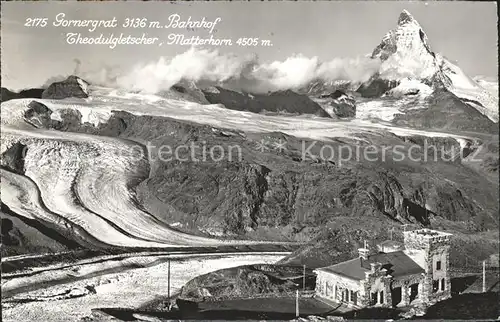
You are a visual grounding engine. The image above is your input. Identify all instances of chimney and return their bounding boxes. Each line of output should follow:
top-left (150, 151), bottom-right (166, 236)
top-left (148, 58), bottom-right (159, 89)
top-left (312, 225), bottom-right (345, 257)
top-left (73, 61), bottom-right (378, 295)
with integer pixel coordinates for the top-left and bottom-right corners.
top-left (358, 247), bottom-right (370, 260)
top-left (358, 240), bottom-right (370, 260)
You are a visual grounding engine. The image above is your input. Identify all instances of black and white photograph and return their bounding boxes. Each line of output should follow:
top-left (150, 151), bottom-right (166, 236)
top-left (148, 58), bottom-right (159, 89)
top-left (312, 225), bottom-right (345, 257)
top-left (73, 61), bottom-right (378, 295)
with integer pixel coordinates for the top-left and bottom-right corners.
top-left (0, 1), bottom-right (499, 321)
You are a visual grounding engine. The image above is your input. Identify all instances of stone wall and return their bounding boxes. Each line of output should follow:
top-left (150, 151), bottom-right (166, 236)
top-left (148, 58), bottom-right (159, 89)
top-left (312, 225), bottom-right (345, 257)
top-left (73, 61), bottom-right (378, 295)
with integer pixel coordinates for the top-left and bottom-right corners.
top-left (403, 229), bottom-right (452, 306)
top-left (359, 263), bottom-right (392, 308)
top-left (391, 273), bottom-right (425, 307)
top-left (314, 270), bottom-right (361, 307)
top-left (426, 244), bottom-right (451, 305)
top-left (403, 229), bottom-right (452, 253)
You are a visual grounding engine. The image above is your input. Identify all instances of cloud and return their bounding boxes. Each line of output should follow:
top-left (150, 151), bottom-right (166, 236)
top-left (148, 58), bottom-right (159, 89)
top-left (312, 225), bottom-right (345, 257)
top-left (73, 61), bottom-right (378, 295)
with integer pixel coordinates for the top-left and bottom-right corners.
top-left (48, 47), bottom-right (383, 94)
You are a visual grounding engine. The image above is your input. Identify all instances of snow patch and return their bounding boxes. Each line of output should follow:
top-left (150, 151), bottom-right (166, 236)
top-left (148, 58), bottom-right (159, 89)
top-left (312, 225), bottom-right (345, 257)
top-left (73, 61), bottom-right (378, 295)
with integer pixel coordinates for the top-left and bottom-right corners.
top-left (76, 78), bottom-right (90, 96)
top-left (77, 106), bottom-right (113, 127)
top-left (106, 89), bottom-right (164, 103)
top-left (379, 51), bottom-right (438, 81)
top-left (385, 78), bottom-right (433, 98)
top-left (356, 100), bottom-right (402, 121)
top-left (50, 111), bottom-right (63, 122)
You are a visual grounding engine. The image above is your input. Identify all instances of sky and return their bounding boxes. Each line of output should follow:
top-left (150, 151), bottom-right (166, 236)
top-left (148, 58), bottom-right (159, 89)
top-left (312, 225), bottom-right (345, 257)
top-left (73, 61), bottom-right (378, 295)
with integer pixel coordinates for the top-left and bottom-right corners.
top-left (1, 1), bottom-right (498, 90)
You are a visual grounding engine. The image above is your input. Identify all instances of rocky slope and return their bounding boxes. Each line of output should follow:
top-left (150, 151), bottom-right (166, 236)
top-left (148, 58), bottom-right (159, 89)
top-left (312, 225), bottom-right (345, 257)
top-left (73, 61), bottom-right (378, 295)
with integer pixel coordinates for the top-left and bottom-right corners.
top-left (157, 81), bottom-right (210, 104)
top-left (41, 75), bottom-right (90, 99)
top-left (201, 86), bottom-right (330, 118)
top-left (392, 88), bottom-right (498, 133)
top-left (178, 264), bottom-right (315, 302)
top-left (298, 79), bottom-right (358, 97)
top-left (315, 90), bottom-right (357, 118)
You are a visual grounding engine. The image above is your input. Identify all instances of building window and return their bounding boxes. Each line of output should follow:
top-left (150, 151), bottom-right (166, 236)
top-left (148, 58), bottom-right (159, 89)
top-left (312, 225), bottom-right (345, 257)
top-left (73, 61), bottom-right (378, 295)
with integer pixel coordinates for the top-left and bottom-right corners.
top-left (379, 291), bottom-right (384, 304)
top-left (436, 260), bottom-right (442, 270)
top-left (351, 291), bottom-right (357, 305)
top-left (441, 278), bottom-right (445, 291)
top-left (433, 280), bottom-right (439, 293)
top-left (371, 292), bottom-right (377, 305)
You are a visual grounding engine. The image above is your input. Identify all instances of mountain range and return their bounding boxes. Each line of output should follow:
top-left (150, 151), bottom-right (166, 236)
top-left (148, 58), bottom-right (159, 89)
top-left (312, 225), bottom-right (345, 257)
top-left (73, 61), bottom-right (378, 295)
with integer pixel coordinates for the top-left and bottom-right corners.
top-left (1, 9), bottom-right (498, 271)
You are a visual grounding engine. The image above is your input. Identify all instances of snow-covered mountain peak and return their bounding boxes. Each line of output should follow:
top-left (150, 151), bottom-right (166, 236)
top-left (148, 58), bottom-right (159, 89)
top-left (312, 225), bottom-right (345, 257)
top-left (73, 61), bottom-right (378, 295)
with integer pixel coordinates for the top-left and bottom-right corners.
top-left (373, 10), bottom-right (436, 79)
top-left (397, 9), bottom-right (417, 26)
top-left (361, 10), bottom-right (498, 123)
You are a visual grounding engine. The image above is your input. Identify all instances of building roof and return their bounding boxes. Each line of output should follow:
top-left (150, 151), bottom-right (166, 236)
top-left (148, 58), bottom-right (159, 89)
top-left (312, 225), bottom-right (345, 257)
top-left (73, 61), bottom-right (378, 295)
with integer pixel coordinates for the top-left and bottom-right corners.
top-left (318, 258), bottom-right (369, 280)
top-left (404, 228), bottom-right (452, 238)
top-left (316, 251), bottom-right (424, 281)
top-left (378, 240), bottom-right (404, 248)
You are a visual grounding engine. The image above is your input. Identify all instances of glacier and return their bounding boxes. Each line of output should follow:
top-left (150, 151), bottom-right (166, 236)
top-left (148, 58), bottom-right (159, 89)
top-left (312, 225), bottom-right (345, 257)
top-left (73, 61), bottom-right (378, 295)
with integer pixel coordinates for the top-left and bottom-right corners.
top-left (1, 85), bottom-right (482, 251)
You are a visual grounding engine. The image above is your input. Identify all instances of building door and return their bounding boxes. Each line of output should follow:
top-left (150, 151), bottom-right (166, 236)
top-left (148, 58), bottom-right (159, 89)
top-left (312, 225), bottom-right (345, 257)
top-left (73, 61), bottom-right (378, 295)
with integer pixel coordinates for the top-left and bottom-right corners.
top-left (391, 287), bottom-right (402, 307)
top-left (409, 283), bottom-right (419, 303)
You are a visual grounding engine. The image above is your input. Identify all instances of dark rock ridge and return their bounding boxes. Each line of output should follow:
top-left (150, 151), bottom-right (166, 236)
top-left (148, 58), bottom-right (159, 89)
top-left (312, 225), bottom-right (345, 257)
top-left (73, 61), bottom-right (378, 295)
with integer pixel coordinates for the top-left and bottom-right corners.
top-left (356, 77), bottom-right (400, 98)
top-left (319, 90), bottom-right (357, 118)
top-left (1, 143), bottom-right (28, 174)
top-left (167, 81), bottom-right (210, 104)
top-left (21, 100), bottom-right (79, 130)
top-left (1, 87), bottom-right (44, 103)
top-left (23, 101), bottom-right (56, 128)
top-left (1, 207), bottom-right (75, 257)
top-left (201, 86), bottom-right (330, 118)
top-left (154, 81), bottom-right (210, 104)
top-left (297, 79), bottom-right (358, 97)
top-left (42, 75), bottom-right (90, 100)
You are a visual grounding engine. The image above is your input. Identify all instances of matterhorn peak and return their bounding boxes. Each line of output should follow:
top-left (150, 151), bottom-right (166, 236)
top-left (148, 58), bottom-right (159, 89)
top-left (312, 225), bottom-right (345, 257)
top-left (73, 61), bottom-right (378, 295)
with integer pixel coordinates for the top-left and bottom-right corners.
top-left (371, 9), bottom-right (437, 80)
top-left (398, 10), bottom-right (417, 26)
top-left (363, 9), bottom-right (498, 123)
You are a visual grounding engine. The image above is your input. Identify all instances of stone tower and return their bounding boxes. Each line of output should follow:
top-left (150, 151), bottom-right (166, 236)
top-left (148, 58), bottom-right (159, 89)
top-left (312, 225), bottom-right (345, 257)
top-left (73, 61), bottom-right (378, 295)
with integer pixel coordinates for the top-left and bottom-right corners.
top-left (403, 229), bottom-right (452, 306)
